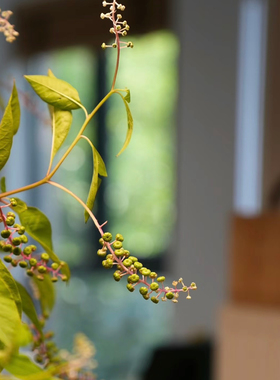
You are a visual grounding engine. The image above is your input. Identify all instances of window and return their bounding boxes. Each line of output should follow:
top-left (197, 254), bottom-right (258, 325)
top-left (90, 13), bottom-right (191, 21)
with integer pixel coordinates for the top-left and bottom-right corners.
top-left (7, 30), bottom-right (180, 380)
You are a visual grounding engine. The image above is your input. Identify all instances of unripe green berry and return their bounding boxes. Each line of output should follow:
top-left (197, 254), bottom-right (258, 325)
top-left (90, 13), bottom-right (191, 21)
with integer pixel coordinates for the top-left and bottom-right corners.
top-left (99, 238), bottom-right (105, 246)
top-left (106, 254), bottom-right (113, 260)
top-left (10, 198), bottom-right (17, 207)
top-left (97, 249), bottom-right (107, 257)
top-left (37, 275), bottom-right (44, 281)
top-left (44, 331), bottom-right (54, 339)
top-left (3, 244), bottom-right (12, 252)
top-left (35, 354), bottom-right (43, 363)
top-left (6, 212), bottom-right (15, 219)
top-left (142, 269), bottom-right (151, 277)
top-left (61, 275), bottom-right (68, 282)
top-left (12, 247), bottom-right (21, 256)
top-left (157, 276), bottom-right (166, 282)
top-left (134, 262), bottom-right (143, 270)
top-left (166, 292), bottom-right (174, 300)
top-left (6, 217), bottom-right (15, 226)
top-left (123, 250), bottom-right (130, 257)
top-left (51, 277), bottom-right (58, 283)
top-left (114, 248), bottom-right (124, 257)
top-left (182, 286), bottom-right (188, 292)
top-left (46, 341), bottom-right (55, 349)
top-left (18, 227), bottom-right (25, 235)
top-left (115, 233), bottom-right (124, 242)
top-left (143, 294), bottom-right (150, 300)
top-left (191, 282), bottom-right (197, 290)
top-left (11, 259), bottom-right (18, 267)
top-left (19, 261), bottom-right (27, 268)
top-left (113, 241), bottom-right (122, 249)
top-left (150, 272), bottom-right (157, 279)
top-left (113, 271), bottom-right (121, 281)
top-left (127, 284), bottom-right (135, 292)
top-left (26, 269), bottom-right (34, 277)
top-left (139, 287), bottom-right (148, 295)
top-left (20, 235), bottom-right (28, 243)
top-left (41, 253), bottom-right (50, 262)
top-left (130, 274), bottom-right (139, 283)
top-left (0, 241), bottom-right (5, 250)
top-left (123, 259), bottom-right (132, 267)
top-left (13, 224), bottom-right (20, 229)
top-left (29, 258), bottom-right (37, 266)
top-left (23, 246), bottom-right (32, 255)
top-left (1, 229), bottom-right (11, 238)
top-left (38, 265), bottom-right (47, 274)
top-left (129, 256), bottom-right (138, 263)
top-left (151, 296), bottom-right (159, 304)
top-left (102, 232), bottom-right (112, 242)
top-left (150, 282), bottom-right (159, 291)
top-left (4, 255), bottom-right (12, 263)
top-left (102, 259), bottom-right (113, 269)
top-left (12, 237), bottom-right (21, 246)
top-left (43, 311), bottom-right (49, 319)
top-left (51, 262), bottom-right (59, 270)
top-left (30, 245), bottom-right (37, 251)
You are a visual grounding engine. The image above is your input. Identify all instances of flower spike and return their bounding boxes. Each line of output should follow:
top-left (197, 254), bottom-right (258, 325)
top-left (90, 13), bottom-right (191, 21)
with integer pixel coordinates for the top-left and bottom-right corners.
top-left (100, 1), bottom-right (133, 49)
top-left (0, 9), bottom-right (19, 43)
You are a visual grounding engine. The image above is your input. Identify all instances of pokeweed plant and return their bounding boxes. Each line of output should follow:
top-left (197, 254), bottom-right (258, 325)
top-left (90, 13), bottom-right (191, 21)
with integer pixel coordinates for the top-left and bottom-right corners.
top-left (0, 2), bottom-right (197, 379)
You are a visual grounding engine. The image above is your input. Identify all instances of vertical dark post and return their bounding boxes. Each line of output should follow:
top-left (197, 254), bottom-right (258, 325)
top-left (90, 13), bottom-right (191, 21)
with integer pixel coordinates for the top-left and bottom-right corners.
top-left (89, 50), bottom-right (108, 268)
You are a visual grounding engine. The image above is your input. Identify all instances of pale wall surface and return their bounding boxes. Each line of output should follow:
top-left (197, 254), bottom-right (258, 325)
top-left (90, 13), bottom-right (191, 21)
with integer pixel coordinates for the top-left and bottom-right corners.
top-left (170, 0), bottom-right (239, 339)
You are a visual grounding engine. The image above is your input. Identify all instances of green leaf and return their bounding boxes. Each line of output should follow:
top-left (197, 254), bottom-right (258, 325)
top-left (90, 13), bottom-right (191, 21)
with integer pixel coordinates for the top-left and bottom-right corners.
top-left (15, 281), bottom-right (42, 335)
top-left (5, 353), bottom-right (53, 380)
top-left (0, 260), bottom-right (22, 317)
top-left (16, 324), bottom-right (32, 347)
top-left (85, 145), bottom-right (99, 223)
top-left (0, 177), bottom-right (6, 193)
top-left (47, 69), bottom-right (55, 78)
top-left (10, 82), bottom-right (21, 136)
top-left (124, 89), bottom-right (131, 103)
top-left (116, 95), bottom-right (133, 157)
top-left (0, 267), bottom-right (21, 366)
top-left (10, 197), bottom-right (28, 214)
top-left (96, 149), bottom-right (107, 177)
top-left (32, 275), bottom-right (55, 316)
top-left (51, 108), bottom-right (73, 160)
top-left (0, 101), bottom-right (13, 171)
top-left (24, 75), bottom-right (81, 111)
top-left (17, 206), bottom-right (70, 280)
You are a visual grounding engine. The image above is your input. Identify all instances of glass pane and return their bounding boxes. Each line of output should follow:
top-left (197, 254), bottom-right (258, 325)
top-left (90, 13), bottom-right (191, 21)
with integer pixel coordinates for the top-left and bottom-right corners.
top-left (106, 31), bottom-right (179, 258)
top-left (10, 31), bottom-right (179, 380)
top-left (27, 46), bottom-right (98, 267)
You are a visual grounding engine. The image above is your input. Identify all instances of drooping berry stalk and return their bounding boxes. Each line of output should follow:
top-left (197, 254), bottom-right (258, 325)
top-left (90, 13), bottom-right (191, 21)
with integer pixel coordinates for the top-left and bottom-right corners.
top-left (0, 203), bottom-right (67, 282)
top-left (47, 181), bottom-right (197, 303)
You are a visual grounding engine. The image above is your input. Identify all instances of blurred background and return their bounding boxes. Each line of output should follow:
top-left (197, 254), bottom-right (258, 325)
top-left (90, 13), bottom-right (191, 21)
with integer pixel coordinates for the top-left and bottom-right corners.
top-left (1, 0), bottom-right (280, 379)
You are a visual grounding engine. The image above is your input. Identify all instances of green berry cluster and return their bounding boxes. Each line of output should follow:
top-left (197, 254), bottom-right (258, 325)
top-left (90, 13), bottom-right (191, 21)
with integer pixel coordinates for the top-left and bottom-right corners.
top-left (97, 232), bottom-right (197, 303)
top-left (32, 329), bottom-right (61, 366)
top-left (0, 206), bottom-right (67, 282)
